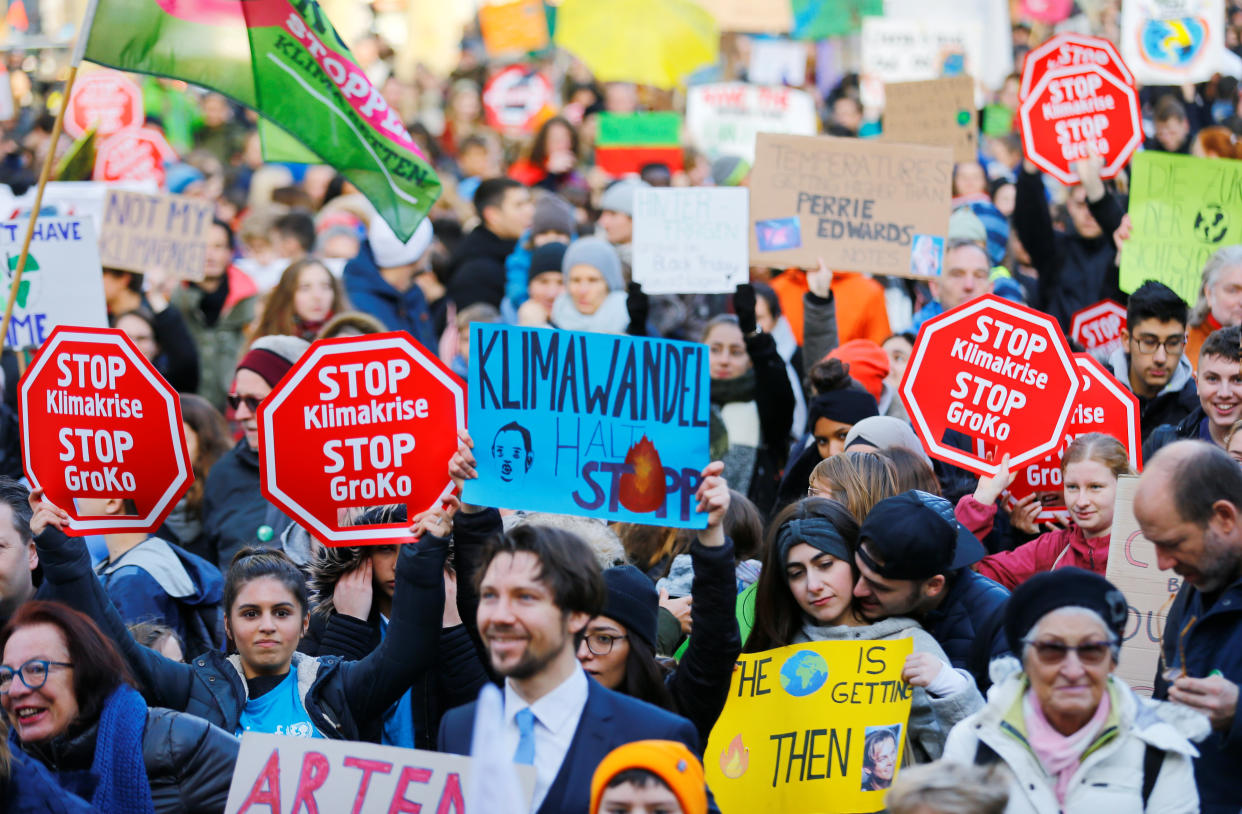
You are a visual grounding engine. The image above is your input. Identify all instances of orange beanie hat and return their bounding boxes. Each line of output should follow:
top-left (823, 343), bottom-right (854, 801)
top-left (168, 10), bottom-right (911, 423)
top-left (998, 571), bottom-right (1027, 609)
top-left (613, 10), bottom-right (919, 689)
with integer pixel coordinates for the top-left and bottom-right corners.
top-left (590, 740), bottom-right (707, 814)
top-left (826, 339), bottom-right (890, 402)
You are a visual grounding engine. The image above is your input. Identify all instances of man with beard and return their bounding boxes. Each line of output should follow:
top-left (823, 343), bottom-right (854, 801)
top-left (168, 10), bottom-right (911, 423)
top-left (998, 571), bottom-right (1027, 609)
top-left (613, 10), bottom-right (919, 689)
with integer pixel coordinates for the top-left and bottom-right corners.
top-left (1136, 441), bottom-right (1242, 814)
top-left (437, 524), bottom-right (699, 814)
top-left (850, 491), bottom-right (1011, 692)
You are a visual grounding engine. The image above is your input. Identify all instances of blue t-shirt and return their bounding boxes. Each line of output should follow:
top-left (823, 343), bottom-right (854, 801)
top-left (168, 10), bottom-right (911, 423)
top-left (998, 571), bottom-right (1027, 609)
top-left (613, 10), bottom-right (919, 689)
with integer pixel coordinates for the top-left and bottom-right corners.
top-left (236, 670), bottom-right (323, 738)
top-left (379, 615), bottom-right (416, 748)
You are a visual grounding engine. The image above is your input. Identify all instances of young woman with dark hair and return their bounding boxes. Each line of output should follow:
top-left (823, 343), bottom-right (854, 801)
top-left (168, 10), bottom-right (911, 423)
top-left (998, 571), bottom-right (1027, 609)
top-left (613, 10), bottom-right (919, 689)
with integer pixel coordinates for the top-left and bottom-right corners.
top-left (26, 488), bottom-right (452, 743)
top-left (1, 600), bottom-right (237, 812)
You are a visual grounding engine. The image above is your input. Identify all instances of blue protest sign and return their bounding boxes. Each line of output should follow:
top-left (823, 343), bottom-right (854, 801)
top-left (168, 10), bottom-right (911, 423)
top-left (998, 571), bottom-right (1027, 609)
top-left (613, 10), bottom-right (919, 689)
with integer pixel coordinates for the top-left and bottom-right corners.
top-left (464, 324), bottom-right (711, 529)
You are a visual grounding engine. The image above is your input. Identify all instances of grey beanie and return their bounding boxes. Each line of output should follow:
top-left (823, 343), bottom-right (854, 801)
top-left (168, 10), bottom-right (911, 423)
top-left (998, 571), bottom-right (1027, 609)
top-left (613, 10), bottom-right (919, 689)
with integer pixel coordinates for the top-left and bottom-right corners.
top-left (562, 236), bottom-right (624, 291)
top-left (598, 178), bottom-right (648, 217)
top-left (844, 416), bottom-right (931, 463)
top-left (531, 194), bottom-right (577, 238)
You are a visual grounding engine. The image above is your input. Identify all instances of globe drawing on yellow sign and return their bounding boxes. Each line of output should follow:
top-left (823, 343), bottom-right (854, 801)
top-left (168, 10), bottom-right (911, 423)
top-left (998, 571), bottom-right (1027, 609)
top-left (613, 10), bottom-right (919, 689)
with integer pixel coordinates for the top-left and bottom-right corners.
top-left (779, 650), bottom-right (828, 697)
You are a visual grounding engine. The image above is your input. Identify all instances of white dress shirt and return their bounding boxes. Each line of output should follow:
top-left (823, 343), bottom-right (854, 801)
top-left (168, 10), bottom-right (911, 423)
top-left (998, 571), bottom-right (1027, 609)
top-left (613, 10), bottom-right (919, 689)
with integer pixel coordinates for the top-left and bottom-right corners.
top-left (502, 666), bottom-right (590, 812)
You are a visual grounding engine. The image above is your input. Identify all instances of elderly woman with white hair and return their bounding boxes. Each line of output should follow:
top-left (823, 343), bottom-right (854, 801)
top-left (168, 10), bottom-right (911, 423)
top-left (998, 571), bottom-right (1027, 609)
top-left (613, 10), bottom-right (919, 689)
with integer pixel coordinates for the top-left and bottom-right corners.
top-left (942, 568), bottom-right (1204, 812)
top-left (1187, 244), bottom-right (1242, 370)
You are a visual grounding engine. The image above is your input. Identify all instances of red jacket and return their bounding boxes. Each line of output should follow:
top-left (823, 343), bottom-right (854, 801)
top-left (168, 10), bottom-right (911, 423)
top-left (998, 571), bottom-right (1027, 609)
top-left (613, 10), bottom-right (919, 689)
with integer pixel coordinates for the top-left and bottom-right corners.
top-left (956, 495), bottom-right (1110, 589)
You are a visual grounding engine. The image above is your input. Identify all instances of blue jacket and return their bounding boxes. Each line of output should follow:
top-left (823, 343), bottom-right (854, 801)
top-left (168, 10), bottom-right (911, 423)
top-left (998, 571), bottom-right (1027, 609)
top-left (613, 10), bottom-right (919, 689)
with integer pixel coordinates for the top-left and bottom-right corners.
top-left (437, 678), bottom-right (700, 814)
top-left (921, 567), bottom-right (1011, 692)
top-left (1154, 575), bottom-right (1242, 814)
top-left (4, 747), bottom-right (98, 814)
top-left (95, 537), bottom-right (223, 655)
top-left (343, 241), bottom-right (436, 349)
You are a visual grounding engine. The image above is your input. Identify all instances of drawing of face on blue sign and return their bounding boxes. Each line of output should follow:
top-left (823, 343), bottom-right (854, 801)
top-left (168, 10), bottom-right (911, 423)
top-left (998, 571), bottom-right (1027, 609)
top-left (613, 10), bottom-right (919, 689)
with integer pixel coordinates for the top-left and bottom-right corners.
top-left (492, 421), bottom-right (534, 487)
top-left (464, 324), bottom-right (711, 529)
top-left (1141, 17), bottom-right (1208, 67)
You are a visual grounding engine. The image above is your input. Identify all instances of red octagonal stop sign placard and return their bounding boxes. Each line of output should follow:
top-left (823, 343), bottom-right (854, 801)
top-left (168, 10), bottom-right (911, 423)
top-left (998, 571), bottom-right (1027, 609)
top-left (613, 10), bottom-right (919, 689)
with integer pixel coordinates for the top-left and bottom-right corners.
top-left (257, 332), bottom-right (465, 546)
top-left (900, 294), bottom-right (1079, 477)
top-left (1019, 32), bottom-right (1134, 100)
top-left (1020, 63), bottom-right (1141, 186)
top-left (20, 326), bottom-right (193, 534)
top-left (64, 71), bottom-right (144, 140)
top-left (1001, 353), bottom-right (1142, 522)
top-left (1071, 299), bottom-right (1127, 358)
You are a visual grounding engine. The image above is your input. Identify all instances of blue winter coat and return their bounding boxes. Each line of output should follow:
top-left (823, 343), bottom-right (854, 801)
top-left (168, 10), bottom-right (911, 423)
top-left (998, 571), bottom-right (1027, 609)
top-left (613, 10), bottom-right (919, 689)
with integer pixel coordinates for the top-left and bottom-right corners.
top-left (921, 567), bottom-right (1011, 692)
top-left (343, 241), bottom-right (436, 349)
top-left (1154, 575), bottom-right (1242, 814)
top-left (4, 747), bottom-right (98, 814)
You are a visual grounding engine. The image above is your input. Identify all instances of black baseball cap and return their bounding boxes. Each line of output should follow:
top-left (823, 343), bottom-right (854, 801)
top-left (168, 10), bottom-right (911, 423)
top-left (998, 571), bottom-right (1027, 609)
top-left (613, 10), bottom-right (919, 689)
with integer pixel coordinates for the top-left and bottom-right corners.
top-left (857, 491), bottom-right (987, 580)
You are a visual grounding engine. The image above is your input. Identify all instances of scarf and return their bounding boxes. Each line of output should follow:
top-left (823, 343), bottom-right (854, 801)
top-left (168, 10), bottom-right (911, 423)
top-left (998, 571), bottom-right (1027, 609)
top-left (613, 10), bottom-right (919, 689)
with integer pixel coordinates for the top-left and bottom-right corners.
top-left (710, 370), bottom-right (760, 496)
top-left (92, 684), bottom-right (155, 814)
top-left (550, 291), bottom-right (631, 334)
top-left (1023, 684), bottom-right (1111, 805)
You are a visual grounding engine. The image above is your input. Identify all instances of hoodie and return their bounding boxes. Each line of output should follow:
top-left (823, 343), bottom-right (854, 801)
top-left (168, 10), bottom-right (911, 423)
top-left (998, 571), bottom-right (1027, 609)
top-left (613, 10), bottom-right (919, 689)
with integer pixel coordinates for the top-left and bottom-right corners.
top-left (1106, 346), bottom-right (1199, 443)
top-left (343, 241), bottom-right (436, 349)
top-left (445, 225), bottom-right (516, 310)
top-left (95, 536), bottom-right (224, 657)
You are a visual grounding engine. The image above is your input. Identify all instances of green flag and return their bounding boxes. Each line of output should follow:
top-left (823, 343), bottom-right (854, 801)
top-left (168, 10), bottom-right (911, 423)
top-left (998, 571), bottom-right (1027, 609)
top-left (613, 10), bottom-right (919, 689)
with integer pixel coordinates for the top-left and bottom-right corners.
top-left (78, 0), bottom-right (439, 240)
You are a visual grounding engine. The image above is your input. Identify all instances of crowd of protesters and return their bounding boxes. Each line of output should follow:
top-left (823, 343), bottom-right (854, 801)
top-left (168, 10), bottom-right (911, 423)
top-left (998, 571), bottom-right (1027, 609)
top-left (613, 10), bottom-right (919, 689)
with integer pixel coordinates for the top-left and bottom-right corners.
top-left (2, 2), bottom-right (1242, 813)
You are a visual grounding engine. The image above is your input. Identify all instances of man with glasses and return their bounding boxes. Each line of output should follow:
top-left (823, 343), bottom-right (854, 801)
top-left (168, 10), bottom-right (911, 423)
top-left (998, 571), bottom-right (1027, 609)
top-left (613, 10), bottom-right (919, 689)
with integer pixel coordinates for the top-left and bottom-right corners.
top-left (201, 335), bottom-right (310, 570)
top-left (1135, 441), bottom-right (1242, 814)
top-left (1146, 325), bottom-right (1242, 459)
top-left (1105, 281), bottom-right (1199, 446)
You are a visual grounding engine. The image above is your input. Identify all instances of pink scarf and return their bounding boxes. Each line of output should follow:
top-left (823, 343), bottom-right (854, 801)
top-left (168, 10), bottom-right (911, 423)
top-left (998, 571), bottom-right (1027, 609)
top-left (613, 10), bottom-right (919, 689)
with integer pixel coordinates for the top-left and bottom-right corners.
top-left (1023, 687), bottom-right (1111, 805)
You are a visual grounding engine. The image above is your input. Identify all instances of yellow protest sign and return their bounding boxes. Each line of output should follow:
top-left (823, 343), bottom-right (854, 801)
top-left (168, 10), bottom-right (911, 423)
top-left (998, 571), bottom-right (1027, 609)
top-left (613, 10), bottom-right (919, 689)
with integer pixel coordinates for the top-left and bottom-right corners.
top-left (706, 639), bottom-right (914, 814)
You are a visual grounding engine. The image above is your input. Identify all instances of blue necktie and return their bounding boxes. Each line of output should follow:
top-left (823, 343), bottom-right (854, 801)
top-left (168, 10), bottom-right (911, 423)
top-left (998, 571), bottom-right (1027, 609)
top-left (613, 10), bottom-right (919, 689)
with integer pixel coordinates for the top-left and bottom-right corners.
top-left (514, 708), bottom-right (536, 765)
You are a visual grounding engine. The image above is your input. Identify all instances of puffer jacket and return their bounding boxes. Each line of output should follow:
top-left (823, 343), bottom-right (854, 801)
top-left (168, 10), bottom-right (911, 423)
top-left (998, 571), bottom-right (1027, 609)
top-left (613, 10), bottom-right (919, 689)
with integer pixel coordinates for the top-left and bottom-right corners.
top-left (171, 267), bottom-right (258, 411)
top-left (943, 670), bottom-right (1205, 814)
top-left (33, 524), bottom-right (447, 742)
top-left (921, 567), bottom-right (1011, 693)
top-left (20, 707), bottom-right (238, 814)
top-left (963, 496), bottom-right (1110, 588)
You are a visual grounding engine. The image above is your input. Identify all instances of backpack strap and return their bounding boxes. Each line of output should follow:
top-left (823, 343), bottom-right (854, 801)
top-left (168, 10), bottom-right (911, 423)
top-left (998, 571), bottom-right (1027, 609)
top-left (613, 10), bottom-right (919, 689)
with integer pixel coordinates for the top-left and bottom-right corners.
top-left (1140, 743), bottom-right (1165, 807)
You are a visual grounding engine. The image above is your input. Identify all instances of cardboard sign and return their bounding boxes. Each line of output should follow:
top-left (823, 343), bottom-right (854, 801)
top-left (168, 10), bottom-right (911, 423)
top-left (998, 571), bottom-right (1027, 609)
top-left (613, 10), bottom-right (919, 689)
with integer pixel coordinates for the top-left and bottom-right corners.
top-left (859, 17), bottom-right (984, 109)
top-left (881, 76), bottom-right (978, 164)
top-left (595, 112), bottom-right (683, 177)
top-left (705, 639), bottom-right (914, 813)
top-left (1071, 300), bottom-right (1128, 360)
top-left (225, 732), bottom-right (536, 814)
top-left (1000, 354), bottom-right (1142, 523)
top-left (477, 0), bottom-right (548, 57)
top-left (748, 39), bottom-right (807, 86)
top-left (257, 333), bottom-right (465, 546)
top-left (685, 82), bottom-right (818, 162)
top-left (1121, 0), bottom-right (1224, 86)
top-left (1105, 475), bottom-right (1182, 696)
top-left (93, 125), bottom-right (177, 187)
top-left (0, 180), bottom-right (156, 238)
top-left (694, 0), bottom-right (792, 33)
top-left (1019, 33), bottom-right (1134, 100)
top-left (790, 0), bottom-right (882, 40)
top-left (900, 294), bottom-right (1080, 477)
top-left (64, 70), bottom-right (143, 140)
top-left (482, 66), bottom-right (554, 132)
top-left (0, 218), bottom-right (107, 349)
top-left (632, 188), bottom-right (749, 294)
top-left (463, 325), bottom-right (711, 529)
top-left (98, 190), bottom-right (215, 280)
top-left (19, 326), bottom-right (193, 534)
top-left (748, 133), bottom-right (952, 276)
top-left (1019, 63), bottom-right (1142, 186)
top-left (1119, 152), bottom-right (1242, 307)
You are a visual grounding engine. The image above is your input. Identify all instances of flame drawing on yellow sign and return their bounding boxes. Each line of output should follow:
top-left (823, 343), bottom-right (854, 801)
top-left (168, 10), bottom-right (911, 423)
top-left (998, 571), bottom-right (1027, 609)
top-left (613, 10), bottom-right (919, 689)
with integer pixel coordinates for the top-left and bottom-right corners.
top-left (720, 733), bottom-right (749, 779)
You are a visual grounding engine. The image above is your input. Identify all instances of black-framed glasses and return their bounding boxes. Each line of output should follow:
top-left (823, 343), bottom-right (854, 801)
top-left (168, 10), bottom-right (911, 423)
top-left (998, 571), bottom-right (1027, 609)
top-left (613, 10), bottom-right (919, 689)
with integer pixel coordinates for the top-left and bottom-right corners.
top-left (226, 393), bottom-right (263, 412)
top-left (0, 659), bottom-right (73, 694)
top-left (1022, 639), bottom-right (1113, 666)
top-left (1131, 335), bottom-right (1186, 355)
top-left (584, 632), bottom-right (628, 656)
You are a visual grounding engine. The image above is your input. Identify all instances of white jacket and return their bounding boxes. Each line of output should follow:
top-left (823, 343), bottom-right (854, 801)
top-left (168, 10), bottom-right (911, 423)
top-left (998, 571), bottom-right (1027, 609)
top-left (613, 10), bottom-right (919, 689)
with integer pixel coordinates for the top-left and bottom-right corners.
top-left (942, 668), bottom-right (1206, 814)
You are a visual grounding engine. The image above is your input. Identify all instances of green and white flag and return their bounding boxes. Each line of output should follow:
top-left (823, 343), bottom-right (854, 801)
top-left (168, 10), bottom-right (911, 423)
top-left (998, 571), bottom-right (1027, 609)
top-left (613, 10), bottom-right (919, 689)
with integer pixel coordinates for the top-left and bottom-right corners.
top-left (77, 0), bottom-right (439, 240)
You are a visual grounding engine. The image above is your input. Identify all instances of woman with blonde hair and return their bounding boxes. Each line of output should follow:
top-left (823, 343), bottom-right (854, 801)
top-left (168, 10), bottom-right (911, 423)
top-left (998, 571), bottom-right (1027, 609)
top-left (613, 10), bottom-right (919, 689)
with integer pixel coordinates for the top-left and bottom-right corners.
top-left (962, 433), bottom-right (1133, 588)
top-left (807, 451), bottom-right (899, 522)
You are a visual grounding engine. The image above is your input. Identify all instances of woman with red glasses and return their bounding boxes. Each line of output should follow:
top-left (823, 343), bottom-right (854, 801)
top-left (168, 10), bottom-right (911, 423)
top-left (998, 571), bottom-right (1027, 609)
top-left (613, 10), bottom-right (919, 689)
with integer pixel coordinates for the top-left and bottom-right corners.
top-left (202, 335), bottom-right (310, 572)
top-left (942, 569), bottom-right (1203, 813)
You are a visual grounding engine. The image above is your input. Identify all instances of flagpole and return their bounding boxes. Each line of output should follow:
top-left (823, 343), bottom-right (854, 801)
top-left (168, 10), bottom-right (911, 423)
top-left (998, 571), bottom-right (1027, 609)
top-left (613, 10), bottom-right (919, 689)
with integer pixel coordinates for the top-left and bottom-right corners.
top-left (0, 0), bottom-right (98, 354)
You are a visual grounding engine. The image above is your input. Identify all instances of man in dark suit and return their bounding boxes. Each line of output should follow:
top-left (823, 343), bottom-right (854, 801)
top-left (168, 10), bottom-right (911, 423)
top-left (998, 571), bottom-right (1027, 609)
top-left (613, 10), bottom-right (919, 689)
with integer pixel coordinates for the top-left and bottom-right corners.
top-left (437, 524), bottom-right (700, 814)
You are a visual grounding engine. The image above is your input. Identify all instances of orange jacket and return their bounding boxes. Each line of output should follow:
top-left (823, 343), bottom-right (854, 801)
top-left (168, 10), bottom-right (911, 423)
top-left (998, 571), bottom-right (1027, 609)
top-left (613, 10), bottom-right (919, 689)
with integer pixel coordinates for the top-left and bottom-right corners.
top-left (769, 269), bottom-right (891, 347)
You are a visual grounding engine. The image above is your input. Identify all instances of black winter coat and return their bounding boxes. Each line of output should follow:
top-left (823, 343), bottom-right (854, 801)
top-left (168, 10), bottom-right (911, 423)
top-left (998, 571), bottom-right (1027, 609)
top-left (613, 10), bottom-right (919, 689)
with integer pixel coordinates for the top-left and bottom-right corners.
top-left (920, 568), bottom-right (1011, 693)
top-left (445, 225), bottom-right (517, 310)
top-left (201, 440), bottom-right (294, 570)
top-left (33, 525), bottom-right (447, 742)
top-left (1143, 406), bottom-right (1208, 461)
top-left (1013, 167), bottom-right (1125, 332)
top-left (21, 707), bottom-right (237, 814)
top-left (299, 614), bottom-right (489, 749)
